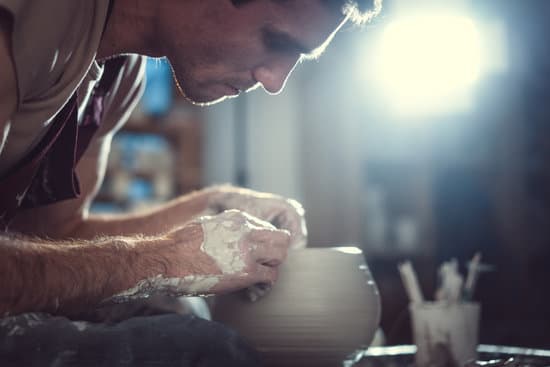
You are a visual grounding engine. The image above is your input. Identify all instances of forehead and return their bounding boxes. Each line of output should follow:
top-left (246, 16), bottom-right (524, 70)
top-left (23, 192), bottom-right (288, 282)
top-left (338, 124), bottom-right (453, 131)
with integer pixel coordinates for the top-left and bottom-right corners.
top-left (259, 0), bottom-right (347, 51)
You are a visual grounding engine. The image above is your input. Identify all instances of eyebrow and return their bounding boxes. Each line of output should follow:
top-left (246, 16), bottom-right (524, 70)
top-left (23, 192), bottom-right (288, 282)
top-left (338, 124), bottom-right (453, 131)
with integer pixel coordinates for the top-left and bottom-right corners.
top-left (262, 26), bottom-right (319, 60)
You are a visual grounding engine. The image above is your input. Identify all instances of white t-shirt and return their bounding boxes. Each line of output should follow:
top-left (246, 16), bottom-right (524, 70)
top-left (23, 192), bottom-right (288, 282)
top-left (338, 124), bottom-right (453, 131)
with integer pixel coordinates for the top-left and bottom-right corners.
top-left (0, 0), bottom-right (146, 175)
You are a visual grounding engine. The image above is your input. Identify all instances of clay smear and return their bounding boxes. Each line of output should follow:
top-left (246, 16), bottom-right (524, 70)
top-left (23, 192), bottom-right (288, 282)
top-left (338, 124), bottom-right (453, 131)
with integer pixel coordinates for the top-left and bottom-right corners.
top-left (109, 210), bottom-right (273, 303)
top-left (200, 217), bottom-right (246, 274)
top-left (109, 274), bottom-right (220, 303)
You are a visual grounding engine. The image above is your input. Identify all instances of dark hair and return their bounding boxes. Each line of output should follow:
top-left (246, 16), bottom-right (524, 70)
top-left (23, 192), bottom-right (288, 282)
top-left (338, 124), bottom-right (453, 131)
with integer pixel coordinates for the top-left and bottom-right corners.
top-left (323, 0), bottom-right (383, 24)
top-left (231, 0), bottom-right (383, 24)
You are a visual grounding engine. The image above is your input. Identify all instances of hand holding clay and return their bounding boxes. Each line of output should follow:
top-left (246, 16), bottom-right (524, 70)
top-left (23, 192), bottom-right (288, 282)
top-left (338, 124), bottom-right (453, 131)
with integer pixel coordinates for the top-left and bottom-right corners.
top-left (204, 185), bottom-right (307, 250)
top-left (182, 209), bottom-right (292, 293)
top-left (202, 185), bottom-right (307, 302)
top-left (109, 210), bottom-right (291, 303)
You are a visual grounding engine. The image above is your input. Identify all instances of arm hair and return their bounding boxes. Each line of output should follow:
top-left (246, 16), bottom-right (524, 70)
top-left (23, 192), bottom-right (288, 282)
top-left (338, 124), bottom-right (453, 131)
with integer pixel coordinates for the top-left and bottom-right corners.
top-left (0, 232), bottom-right (179, 316)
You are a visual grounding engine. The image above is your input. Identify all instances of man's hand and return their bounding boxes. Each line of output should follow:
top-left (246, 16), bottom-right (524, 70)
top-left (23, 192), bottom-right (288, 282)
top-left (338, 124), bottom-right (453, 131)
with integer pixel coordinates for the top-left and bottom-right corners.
top-left (199, 185), bottom-right (307, 302)
top-left (204, 185), bottom-right (308, 250)
top-left (179, 209), bottom-right (292, 294)
top-left (109, 209), bottom-right (292, 300)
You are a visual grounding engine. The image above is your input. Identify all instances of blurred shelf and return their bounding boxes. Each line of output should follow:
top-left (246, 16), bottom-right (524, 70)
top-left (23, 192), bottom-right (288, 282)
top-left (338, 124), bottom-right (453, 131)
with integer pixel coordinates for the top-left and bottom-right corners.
top-left (94, 110), bottom-right (203, 212)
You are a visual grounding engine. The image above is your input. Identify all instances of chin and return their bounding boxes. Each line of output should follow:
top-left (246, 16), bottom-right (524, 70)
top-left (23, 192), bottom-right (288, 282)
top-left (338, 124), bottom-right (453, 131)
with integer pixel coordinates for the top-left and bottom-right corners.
top-left (179, 76), bottom-right (246, 104)
top-left (181, 90), bottom-right (240, 107)
top-left (185, 95), bottom-right (237, 107)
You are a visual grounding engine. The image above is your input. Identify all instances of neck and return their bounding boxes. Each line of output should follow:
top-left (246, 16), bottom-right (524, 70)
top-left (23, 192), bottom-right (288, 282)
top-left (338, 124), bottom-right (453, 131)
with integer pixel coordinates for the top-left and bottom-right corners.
top-left (97, 0), bottom-right (160, 60)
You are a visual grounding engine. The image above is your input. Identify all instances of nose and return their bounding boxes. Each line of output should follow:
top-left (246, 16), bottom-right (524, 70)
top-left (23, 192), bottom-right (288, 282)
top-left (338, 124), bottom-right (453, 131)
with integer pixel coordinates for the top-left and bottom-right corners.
top-left (252, 56), bottom-right (300, 95)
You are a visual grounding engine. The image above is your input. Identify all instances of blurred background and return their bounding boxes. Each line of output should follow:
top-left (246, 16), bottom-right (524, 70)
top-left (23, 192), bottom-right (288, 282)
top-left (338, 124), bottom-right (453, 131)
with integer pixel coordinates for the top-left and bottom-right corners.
top-left (92, 0), bottom-right (550, 349)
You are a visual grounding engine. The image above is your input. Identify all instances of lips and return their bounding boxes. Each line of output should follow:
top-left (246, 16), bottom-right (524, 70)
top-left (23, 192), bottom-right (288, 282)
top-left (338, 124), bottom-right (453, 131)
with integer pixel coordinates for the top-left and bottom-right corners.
top-left (221, 80), bottom-right (261, 97)
top-left (230, 80), bottom-right (261, 93)
top-left (224, 84), bottom-right (240, 96)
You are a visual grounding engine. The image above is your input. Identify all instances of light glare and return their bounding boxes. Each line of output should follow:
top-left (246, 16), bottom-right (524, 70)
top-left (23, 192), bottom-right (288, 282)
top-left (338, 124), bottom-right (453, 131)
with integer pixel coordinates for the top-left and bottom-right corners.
top-left (375, 14), bottom-right (483, 115)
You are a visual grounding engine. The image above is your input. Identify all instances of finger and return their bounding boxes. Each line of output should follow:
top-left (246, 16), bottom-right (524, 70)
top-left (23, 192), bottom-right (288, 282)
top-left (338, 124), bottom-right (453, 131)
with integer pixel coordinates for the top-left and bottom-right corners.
top-left (271, 213), bottom-right (307, 249)
top-left (207, 271), bottom-right (257, 294)
top-left (287, 198), bottom-right (305, 215)
top-left (246, 229), bottom-right (291, 266)
top-left (268, 201), bottom-right (307, 247)
top-left (290, 232), bottom-right (307, 249)
top-left (239, 211), bottom-right (277, 230)
top-left (246, 283), bottom-right (272, 302)
top-left (248, 226), bottom-right (291, 247)
top-left (251, 264), bottom-right (278, 285)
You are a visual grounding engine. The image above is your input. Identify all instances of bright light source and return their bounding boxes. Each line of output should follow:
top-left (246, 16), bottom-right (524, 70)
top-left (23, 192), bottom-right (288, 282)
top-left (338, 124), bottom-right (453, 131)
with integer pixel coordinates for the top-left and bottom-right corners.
top-left (374, 14), bottom-right (483, 116)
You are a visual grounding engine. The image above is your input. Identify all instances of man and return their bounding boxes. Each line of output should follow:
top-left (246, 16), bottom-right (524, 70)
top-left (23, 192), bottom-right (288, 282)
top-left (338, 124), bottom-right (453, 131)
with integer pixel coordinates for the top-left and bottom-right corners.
top-left (0, 0), bottom-right (381, 364)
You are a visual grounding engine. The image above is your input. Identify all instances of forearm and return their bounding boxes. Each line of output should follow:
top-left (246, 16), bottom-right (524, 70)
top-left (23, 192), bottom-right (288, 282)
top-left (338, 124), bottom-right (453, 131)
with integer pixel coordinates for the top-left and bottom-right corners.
top-left (72, 189), bottom-right (212, 239)
top-left (0, 231), bottom-right (196, 316)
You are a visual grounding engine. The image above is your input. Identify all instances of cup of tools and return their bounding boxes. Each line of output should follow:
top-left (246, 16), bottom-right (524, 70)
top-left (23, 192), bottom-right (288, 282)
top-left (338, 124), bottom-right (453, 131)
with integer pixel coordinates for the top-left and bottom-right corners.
top-left (399, 254), bottom-right (483, 367)
top-left (410, 301), bottom-right (480, 367)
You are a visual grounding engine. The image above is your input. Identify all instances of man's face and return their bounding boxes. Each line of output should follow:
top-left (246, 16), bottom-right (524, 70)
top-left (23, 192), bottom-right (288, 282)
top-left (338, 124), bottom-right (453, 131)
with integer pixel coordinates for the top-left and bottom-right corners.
top-left (157, 0), bottom-right (347, 105)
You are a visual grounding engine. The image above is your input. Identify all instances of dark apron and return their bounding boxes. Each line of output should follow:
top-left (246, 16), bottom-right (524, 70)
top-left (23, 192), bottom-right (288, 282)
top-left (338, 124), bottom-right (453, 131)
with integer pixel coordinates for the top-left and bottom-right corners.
top-left (0, 57), bottom-right (127, 229)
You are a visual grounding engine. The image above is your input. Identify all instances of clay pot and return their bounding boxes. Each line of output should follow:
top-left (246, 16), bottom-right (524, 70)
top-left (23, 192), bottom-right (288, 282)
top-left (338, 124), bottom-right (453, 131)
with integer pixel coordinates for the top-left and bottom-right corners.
top-left (213, 247), bottom-right (381, 367)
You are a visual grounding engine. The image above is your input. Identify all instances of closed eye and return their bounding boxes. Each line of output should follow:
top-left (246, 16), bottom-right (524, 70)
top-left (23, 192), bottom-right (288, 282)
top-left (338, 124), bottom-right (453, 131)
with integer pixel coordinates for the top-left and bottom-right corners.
top-left (262, 27), bottom-right (316, 59)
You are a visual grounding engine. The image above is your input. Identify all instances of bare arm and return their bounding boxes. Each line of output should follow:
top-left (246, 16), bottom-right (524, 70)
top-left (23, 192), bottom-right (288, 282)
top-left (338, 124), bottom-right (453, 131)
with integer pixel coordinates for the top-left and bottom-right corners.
top-left (1, 211), bottom-right (287, 316)
top-left (0, 230), bottom-right (193, 316)
top-left (79, 192), bottom-right (211, 237)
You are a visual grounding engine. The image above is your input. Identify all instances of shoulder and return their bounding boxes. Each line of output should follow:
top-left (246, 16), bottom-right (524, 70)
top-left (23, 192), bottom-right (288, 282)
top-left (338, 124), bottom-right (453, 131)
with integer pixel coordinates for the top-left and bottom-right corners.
top-left (8, 0), bottom-right (110, 103)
